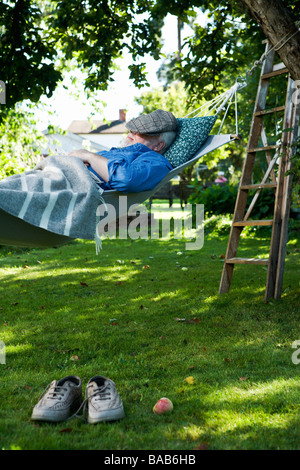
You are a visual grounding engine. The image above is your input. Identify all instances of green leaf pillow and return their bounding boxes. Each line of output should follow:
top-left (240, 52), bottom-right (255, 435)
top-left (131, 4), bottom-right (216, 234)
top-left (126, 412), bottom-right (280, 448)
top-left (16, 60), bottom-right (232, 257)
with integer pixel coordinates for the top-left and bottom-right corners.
top-left (164, 115), bottom-right (217, 168)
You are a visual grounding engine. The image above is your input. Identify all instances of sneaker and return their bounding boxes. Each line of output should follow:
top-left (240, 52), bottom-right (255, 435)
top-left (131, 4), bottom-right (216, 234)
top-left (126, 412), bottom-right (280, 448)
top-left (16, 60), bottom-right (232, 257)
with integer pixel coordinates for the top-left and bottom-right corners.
top-left (85, 376), bottom-right (125, 424)
top-left (31, 375), bottom-right (82, 422)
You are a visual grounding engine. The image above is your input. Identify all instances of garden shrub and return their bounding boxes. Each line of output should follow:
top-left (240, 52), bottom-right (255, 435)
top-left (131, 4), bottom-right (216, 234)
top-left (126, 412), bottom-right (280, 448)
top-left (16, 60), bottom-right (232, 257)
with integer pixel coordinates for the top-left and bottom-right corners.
top-left (0, 107), bottom-right (46, 180)
top-left (188, 182), bottom-right (275, 219)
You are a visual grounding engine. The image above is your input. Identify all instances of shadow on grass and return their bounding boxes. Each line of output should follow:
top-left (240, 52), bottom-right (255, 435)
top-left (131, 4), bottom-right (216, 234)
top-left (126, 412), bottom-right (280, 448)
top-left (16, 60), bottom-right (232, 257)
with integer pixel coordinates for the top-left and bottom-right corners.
top-left (0, 235), bottom-right (299, 449)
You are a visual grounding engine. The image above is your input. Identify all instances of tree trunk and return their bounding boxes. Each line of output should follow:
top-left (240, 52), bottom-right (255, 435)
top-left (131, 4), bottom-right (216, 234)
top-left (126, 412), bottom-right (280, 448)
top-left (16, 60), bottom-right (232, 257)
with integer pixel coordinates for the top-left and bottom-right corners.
top-left (239, 0), bottom-right (300, 82)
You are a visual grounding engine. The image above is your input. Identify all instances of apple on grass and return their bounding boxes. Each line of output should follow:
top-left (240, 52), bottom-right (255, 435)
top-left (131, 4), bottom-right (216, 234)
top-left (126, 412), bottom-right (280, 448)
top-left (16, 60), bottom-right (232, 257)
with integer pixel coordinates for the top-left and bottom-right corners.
top-left (153, 398), bottom-right (173, 415)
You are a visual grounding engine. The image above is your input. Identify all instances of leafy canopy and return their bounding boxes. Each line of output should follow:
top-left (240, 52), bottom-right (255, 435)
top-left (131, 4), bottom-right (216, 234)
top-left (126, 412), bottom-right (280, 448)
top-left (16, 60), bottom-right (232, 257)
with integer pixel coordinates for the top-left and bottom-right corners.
top-left (1, 0), bottom-right (299, 112)
top-left (0, 0), bottom-right (164, 110)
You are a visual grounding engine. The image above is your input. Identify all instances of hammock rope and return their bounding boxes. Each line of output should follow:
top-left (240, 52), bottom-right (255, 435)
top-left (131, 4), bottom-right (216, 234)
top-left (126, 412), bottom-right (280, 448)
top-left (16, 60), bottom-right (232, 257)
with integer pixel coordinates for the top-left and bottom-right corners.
top-left (182, 22), bottom-right (300, 137)
top-left (246, 21), bottom-right (300, 78)
top-left (183, 78), bottom-right (245, 137)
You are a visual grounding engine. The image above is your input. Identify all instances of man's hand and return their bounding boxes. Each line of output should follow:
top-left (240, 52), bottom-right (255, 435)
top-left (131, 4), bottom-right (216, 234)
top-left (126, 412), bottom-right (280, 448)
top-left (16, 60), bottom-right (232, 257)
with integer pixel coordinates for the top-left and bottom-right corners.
top-left (68, 149), bottom-right (109, 182)
top-left (68, 149), bottom-right (94, 166)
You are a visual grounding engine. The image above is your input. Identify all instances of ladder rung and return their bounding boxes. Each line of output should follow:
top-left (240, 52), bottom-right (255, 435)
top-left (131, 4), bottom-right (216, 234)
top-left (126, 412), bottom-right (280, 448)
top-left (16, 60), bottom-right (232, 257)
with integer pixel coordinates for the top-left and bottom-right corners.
top-left (248, 145), bottom-right (280, 153)
top-left (219, 46), bottom-right (293, 301)
top-left (261, 67), bottom-right (289, 79)
top-left (226, 257), bottom-right (269, 265)
top-left (254, 105), bottom-right (285, 116)
top-left (240, 183), bottom-right (277, 190)
top-left (233, 219), bottom-right (273, 226)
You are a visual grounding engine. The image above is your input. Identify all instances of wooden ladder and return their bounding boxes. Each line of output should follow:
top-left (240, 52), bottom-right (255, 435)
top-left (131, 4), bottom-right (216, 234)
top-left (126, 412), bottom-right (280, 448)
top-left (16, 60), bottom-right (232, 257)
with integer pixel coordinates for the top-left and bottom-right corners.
top-left (219, 41), bottom-right (300, 302)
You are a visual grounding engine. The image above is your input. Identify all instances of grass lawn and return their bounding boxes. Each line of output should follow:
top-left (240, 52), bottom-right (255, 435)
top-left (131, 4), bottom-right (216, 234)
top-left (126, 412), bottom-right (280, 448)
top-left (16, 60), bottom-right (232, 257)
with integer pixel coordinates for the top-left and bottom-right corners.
top-left (0, 210), bottom-right (299, 451)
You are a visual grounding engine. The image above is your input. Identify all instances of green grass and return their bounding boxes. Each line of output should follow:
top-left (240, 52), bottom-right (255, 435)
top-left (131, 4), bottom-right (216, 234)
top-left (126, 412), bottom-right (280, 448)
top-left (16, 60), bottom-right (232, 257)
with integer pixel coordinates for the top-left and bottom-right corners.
top-left (0, 215), bottom-right (299, 450)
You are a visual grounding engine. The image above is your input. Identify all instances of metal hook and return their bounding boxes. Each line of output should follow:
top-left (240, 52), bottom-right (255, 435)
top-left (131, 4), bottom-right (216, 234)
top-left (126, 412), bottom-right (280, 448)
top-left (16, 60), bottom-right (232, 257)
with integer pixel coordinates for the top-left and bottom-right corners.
top-left (235, 76), bottom-right (247, 90)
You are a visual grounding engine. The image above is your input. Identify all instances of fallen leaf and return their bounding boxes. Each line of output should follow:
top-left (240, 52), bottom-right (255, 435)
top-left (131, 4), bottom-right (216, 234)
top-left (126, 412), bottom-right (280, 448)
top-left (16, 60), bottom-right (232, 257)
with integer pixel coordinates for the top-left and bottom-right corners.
top-left (188, 366), bottom-right (195, 370)
top-left (185, 376), bottom-right (195, 384)
top-left (115, 281), bottom-right (123, 285)
top-left (24, 385), bottom-right (31, 390)
top-left (194, 442), bottom-right (209, 450)
top-left (71, 355), bottom-right (79, 361)
top-left (239, 376), bottom-right (248, 381)
top-left (59, 428), bottom-right (73, 433)
top-left (80, 281), bottom-right (88, 287)
top-left (225, 358), bottom-right (230, 363)
top-left (186, 317), bottom-right (201, 324)
top-left (143, 265), bottom-right (150, 269)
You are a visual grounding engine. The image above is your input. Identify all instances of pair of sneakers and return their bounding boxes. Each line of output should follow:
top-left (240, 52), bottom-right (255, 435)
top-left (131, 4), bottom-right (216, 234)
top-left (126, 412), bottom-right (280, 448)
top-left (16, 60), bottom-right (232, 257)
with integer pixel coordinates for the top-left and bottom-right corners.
top-left (31, 375), bottom-right (125, 424)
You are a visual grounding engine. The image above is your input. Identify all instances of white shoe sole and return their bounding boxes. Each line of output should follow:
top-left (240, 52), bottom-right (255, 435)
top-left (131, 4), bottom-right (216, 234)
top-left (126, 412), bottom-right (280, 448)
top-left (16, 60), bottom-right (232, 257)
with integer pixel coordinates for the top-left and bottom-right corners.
top-left (88, 405), bottom-right (125, 424)
top-left (31, 410), bottom-right (71, 422)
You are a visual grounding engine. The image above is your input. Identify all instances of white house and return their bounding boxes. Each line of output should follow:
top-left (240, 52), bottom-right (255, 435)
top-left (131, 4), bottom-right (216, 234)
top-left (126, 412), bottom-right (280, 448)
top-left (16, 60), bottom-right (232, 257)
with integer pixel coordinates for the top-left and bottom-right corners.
top-left (41, 129), bottom-right (109, 157)
top-left (67, 109), bottom-right (128, 149)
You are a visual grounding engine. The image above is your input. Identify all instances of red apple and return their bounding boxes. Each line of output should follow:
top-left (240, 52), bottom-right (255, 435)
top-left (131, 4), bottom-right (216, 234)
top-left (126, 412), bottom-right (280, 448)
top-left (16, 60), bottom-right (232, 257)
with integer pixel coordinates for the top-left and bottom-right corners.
top-left (153, 397), bottom-right (173, 415)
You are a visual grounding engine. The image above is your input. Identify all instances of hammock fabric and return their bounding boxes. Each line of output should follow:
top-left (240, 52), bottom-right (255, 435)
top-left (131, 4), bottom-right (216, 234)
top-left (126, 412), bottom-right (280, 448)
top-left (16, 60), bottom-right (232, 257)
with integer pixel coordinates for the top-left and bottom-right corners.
top-left (0, 134), bottom-right (238, 248)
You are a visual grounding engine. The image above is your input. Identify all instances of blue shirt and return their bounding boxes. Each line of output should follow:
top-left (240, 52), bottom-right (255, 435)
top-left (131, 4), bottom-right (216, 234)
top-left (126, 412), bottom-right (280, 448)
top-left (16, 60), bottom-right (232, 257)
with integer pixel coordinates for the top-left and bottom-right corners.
top-left (87, 143), bottom-right (173, 193)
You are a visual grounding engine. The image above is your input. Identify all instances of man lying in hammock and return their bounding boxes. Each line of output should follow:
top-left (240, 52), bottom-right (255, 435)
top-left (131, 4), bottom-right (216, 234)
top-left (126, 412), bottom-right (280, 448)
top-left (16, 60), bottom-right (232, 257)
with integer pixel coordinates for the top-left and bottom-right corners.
top-left (68, 109), bottom-right (177, 193)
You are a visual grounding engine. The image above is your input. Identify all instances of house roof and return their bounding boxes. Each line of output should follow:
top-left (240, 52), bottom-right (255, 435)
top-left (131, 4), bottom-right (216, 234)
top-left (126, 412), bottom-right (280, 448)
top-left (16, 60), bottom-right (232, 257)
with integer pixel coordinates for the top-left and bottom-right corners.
top-left (67, 119), bottom-right (127, 135)
top-left (41, 130), bottom-right (109, 155)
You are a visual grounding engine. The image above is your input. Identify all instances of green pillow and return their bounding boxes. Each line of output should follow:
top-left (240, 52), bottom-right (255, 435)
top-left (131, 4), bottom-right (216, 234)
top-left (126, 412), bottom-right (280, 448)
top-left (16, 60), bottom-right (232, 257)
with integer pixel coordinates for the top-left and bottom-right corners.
top-left (164, 115), bottom-right (217, 167)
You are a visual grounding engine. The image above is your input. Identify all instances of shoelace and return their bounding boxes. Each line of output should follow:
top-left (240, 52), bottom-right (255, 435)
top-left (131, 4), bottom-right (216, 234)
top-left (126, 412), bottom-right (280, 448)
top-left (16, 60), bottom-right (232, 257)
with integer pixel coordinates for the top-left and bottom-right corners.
top-left (67, 382), bottom-right (111, 422)
top-left (90, 383), bottom-right (111, 401)
top-left (37, 383), bottom-right (69, 402)
top-left (47, 385), bottom-right (68, 400)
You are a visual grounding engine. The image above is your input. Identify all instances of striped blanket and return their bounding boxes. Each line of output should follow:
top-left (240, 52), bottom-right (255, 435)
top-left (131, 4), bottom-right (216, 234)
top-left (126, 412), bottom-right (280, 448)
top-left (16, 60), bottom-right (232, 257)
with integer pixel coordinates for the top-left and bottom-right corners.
top-left (0, 155), bottom-right (104, 240)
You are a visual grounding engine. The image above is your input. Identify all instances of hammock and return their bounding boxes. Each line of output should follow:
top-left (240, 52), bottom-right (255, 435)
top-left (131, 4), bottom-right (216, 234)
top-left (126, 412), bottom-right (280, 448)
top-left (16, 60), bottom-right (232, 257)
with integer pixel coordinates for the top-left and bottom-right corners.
top-left (0, 80), bottom-right (243, 249)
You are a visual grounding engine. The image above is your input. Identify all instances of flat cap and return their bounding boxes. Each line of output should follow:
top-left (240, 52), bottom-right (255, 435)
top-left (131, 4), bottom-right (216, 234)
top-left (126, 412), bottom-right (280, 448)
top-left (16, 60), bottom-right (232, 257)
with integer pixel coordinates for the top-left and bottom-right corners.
top-left (126, 109), bottom-right (177, 136)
